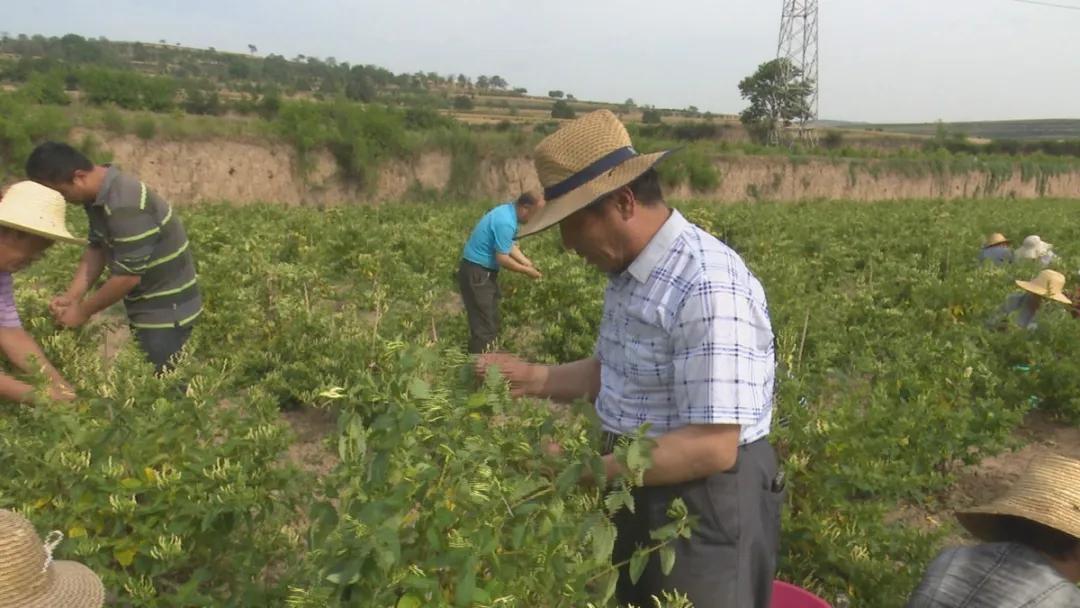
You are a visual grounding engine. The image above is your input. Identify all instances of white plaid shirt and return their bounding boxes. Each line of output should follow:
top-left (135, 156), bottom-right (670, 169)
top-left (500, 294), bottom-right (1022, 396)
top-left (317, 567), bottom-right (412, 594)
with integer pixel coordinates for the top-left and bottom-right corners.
top-left (594, 209), bottom-right (775, 444)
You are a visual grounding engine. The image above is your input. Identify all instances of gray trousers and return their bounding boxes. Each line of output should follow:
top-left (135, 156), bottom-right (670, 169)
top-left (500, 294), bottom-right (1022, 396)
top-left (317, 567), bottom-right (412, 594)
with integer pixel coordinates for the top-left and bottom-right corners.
top-left (457, 259), bottom-right (500, 354)
top-left (134, 324), bottom-right (194, 374)
top-left (610, 437), bottom-right (784, 608)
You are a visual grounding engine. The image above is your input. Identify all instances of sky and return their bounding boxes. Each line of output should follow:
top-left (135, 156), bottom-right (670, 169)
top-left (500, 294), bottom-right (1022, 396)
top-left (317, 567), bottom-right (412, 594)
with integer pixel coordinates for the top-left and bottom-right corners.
top-left (4, 0), bottom-right (1080, 123)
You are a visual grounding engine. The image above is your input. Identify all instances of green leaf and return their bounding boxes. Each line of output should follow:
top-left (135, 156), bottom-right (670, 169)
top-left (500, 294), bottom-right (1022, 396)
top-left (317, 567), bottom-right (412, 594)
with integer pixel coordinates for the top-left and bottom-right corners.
top-left (598, 569), bottom-right (619, 604)
top-left (659, 545), bottom-right (676, 575)
top-left (629, 549), bottom-right (649, 584)
top-left (454, 558), bottom-right (477, 607)
top-left (408, 377), bottom-right (431, 399)
top-left (396, 594), bottom-right (423, 608)
top-left (591, 520), bottom-right (616, 563)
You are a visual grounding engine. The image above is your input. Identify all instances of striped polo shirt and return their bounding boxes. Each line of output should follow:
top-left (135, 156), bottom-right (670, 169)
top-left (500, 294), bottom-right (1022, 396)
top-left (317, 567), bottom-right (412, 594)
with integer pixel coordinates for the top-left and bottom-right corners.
top-left (0, 273), bottom-right (21, 329)
top-left (85, 167), bottom-right (201, 329)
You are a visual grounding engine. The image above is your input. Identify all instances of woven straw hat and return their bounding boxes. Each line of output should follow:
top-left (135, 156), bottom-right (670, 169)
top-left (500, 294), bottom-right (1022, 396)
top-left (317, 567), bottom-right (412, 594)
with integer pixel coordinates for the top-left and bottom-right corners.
top-left (0, 182), bottom-right (85, 244)
top-left (983, 233), bottom-right (1009, 248)
top-left (1015, 269), bottom-right (1071, 305)
top-left (1015, 235), bottom-right (1052, 260)
top-left (956, 454), bottom-right (1080, 543)
top-left (518, 110), bottom-right (673, 237)
top-left (0, 509), bottom-right (104, 608)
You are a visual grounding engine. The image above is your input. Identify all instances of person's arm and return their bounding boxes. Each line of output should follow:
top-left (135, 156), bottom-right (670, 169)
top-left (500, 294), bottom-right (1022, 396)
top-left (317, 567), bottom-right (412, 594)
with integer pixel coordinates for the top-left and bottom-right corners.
top-left (508, 243), bottom-right (534, 268)
top-left (492, 217), bottom-right (540, 278)
top-left (0, 328), bottom-right (74, 400)
top-left (63, 246), bottom-right (107, 302)
top-left (495, 252), bottom-right (541, 278)
top-left (57, 274), bottom-right (141, 328)
top-left (476, 354), bottom-right (599, 403)
top-left (598, 423), bottom-right (742, 486)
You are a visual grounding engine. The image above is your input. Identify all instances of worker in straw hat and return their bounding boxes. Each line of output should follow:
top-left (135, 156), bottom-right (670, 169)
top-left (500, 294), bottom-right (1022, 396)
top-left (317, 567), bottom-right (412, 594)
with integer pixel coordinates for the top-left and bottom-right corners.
top-left (26, 141), bottom-right (202, 374)
top-left (0, 509), bottom-right (105, 607)
top-left (906, 454), bottom-right (1080, 607)
top-left (1014, 234), bottom-right (1058, 266)
top-left (0, 182), bottom-right (81, 403)
top-left (978, 232), bottom-right (1013, 265)
top-left (988, 269), bottom-right (1071, 331)
top-left (475, 110), bottom-right (781, 607)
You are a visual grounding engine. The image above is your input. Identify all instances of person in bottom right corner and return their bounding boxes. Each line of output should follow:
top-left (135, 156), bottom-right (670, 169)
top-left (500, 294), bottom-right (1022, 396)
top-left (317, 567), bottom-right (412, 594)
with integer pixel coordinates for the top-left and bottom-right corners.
top-left (988, 269), bottom-right (1071, 331)
top-left (906, 453), bottom-right (1080, 608)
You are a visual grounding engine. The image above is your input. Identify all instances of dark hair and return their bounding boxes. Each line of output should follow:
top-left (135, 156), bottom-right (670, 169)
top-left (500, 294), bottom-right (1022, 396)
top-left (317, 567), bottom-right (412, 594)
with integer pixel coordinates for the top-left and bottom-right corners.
top-left (584, 167), bottom-right (665, 215)
top-left (999, 515), bottom-right (1080, 559)
top-left (516, 191), bottom-right (540, 207)
top-left (627, 167), bottom-right (664, 206)
top-left (25, 142), bottom-right (93, 184)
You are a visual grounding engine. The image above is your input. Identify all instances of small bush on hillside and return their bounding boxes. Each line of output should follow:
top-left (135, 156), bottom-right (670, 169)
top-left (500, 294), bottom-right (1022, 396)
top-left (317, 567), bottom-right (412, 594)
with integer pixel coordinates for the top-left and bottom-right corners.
top-left (642, 108), bottom-right (664, 124)
top-left (101, 106), bottom-right (127, 133)
top-left (452, 95), bottom-right (474, 111)
top-left (822, 130), bottom-right (845, 150)
top-left (551, 99), bottom-right (575, 119)
top-left (134, 116), bottom-right (157, 140)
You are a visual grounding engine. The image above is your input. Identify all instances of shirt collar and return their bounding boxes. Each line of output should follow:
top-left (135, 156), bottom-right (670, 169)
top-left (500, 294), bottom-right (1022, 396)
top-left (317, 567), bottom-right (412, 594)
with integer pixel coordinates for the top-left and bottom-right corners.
top-left (90, 165), bottom-right (118, 208)
top-left (626, 208), bottom-right (687, 283)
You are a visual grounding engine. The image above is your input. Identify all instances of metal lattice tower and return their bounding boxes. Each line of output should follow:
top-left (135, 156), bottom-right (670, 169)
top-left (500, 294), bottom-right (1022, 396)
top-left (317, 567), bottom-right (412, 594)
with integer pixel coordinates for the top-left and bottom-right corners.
top-left (775, 0), bottom-right (819, 145)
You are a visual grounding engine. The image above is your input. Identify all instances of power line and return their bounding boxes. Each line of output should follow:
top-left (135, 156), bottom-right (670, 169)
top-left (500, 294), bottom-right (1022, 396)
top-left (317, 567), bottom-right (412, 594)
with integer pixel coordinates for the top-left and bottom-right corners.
top-left (1011, 0), bottom-right (1080, 11)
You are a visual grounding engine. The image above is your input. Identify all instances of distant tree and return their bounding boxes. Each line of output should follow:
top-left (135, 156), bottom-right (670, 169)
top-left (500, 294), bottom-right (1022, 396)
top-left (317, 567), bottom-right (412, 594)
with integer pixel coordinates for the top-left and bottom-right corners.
top-left (159, 39), bottom-right (167, 44)
top-left (548, 90), bottom-right (564, 99)
top-left (641, 107), bottom-right (663, 124)
top-left (345, 68), bottom-right (376, 102)
top-left (512, 87), bottom-right (527, 95)
top-left (208, 46), bottom-right (216, 52)
top-left (453, 95), bottom-right (474, 110)
top-left (687, 105), bottom-right (699, 115)
top-left (737, 57), bottom-right (814, 143)
top-left (551, 99), bottom-right (576, 119)
top-left (566, 94), bottom-right (576, 101)
top-left (248, 44), bottom-right (257, 55)
top-left (476, 75), bottom-right (490, 90)
top-left (456, 74), bottom-right (469, 88)
top-left (489, 75), bottom-right (508, 90)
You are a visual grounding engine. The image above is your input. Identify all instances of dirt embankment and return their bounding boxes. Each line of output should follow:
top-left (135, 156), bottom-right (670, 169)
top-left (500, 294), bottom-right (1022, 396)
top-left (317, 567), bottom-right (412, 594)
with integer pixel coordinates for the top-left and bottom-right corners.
top-left (71, 130), bottom-right (1080, 205)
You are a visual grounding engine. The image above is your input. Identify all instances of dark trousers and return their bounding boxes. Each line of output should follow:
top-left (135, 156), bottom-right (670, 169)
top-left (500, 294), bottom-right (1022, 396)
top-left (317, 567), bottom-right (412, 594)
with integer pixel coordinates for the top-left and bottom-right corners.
top-left (134, 324), bottom-right (194, 374)
top-left (610, 437), bottom-right (784, 608)
top-left (457, 259), bottom-right (500, 354)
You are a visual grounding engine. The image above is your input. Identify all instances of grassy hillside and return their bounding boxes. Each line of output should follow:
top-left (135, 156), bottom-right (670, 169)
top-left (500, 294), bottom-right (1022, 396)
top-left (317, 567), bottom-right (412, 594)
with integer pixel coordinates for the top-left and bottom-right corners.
top-left (840, 119), bottom-right (1080, 142)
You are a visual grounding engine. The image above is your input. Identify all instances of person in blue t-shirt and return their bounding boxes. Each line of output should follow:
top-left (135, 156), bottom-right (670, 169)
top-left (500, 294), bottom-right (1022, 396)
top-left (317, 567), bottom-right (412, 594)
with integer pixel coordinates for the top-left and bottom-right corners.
top-left (458, 192), bottom-right (545, 353)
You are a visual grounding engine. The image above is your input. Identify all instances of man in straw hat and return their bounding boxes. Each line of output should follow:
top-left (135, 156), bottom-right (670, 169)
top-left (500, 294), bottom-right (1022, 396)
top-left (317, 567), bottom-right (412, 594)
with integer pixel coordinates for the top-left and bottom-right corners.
top-left (0, 182), bottom-right (81, 403)
top-left (458, 190), bottom-right (545, 353)
top-left (988, 269), bottom-right (1071, 331)
top-left (26, 142), bottom-right (202, 373)
top-left (907, 453), bottom-right (1080, 607)
top-left (979, 232), bottom-right (1013, 265)
top-left (0, 508), bottom-right (105, 607)
top-left (476, 110), bottom-right (782, 607)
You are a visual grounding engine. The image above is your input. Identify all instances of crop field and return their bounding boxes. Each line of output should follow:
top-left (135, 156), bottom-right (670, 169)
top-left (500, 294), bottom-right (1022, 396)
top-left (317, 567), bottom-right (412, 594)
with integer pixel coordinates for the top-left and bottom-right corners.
top-left (2, 197), bottom-right (1079, 607)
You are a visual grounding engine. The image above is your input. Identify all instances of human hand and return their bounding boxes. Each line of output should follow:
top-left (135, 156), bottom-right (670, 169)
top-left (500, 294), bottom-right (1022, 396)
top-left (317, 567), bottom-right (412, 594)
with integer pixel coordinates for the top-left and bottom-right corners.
top-left (55, 303), bottom-right (89, 329)
top-left (474, 352), bottom-right (547, 397)
top-left (527, 267), bottom-right (542, 280)
top-left (49, 295), bottom-right (74, 318)
top-left (47, 382), bottom-right (76, 403)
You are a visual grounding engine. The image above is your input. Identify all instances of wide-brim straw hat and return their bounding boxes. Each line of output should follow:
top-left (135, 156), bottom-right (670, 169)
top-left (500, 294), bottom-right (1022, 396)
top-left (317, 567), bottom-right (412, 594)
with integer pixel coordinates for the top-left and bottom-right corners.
top-left (0, 509), bottom-right (104, 608)
top-left (956, 454), bottom-right (1080, 544)
top-left (982, 233), bottom-right (1009, 248)
top-left (518, 109), bottom-right (674, 237)
top-left (1015, 269), bottom-right (1070, 304)
top-left (0, 181), bottom-right (85, 244)
top-left (1015, 235), bottom-right (1052, 260)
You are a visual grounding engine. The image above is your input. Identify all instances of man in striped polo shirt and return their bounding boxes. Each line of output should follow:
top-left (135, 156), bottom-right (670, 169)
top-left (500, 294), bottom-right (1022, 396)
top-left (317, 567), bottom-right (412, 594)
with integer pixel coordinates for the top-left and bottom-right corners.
top-left (26, 142), bottom-right (202, 373)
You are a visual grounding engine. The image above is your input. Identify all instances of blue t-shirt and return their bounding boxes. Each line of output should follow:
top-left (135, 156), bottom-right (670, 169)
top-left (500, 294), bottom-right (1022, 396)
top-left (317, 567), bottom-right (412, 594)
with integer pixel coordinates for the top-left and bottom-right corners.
top-left (462, 203), bottom-right (517, 271)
